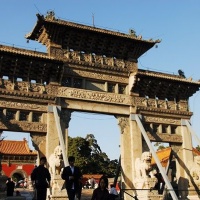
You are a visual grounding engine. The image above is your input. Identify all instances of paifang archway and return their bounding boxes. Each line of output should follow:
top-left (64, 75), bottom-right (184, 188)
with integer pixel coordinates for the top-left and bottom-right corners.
top-left (0, 11), bottom-right (200, 200)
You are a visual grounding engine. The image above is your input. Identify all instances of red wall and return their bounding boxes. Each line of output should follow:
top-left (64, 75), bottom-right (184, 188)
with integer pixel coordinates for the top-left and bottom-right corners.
top-left (2, 163), bottom-right (35, 177)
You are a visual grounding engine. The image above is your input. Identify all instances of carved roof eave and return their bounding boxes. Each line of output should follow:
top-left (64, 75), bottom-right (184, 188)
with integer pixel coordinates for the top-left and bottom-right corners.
top-left (26, 14), bottom-right (159, 44)
top-left (137, 106), bottom-right (192, 119)
top-left (0, 44), bottom-right (59, 61)
top-left (25, 14), bottom-right (160, 59)
top-left (137, 69), bottom-right (200, 84)
top-left (0, 45), bottom-right (132, 75)
top-left (132, 69), bottom-right (200, 100)
top-left (0, 89), bottom-right (56, 103)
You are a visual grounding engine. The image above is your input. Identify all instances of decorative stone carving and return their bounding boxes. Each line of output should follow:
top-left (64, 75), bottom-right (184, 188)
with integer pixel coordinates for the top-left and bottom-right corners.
top-left (144, 116), bottom-right (180, 125)
top-left (69, 69), bottom-right (127, 83)
top-left (58, 88), bottom-right (129, 105)
top-left (0, 100), bottom-right (46, 111)
top-left (134, 96), bottom-right (190, 113)
top-left (4, 80), bottom-right (15, 90)
top-left (60, 109), bottom-right (72, 128)
top-left (135, 152), bottom-right (152, 178)
top-left (49, 146), bottom-right (64, 176)
top-left (16, 81), bottom-right (29, 92)
top-left (30, 134), bottom-right (45, 151)
top-left (0, 120), bottom-right (47, 132)
top-left (45, 84), bottom-right (59, 95)
top-left (116, 116), bottom-right (129, 134)
top-left (190, 156), bottom-right (200, 187)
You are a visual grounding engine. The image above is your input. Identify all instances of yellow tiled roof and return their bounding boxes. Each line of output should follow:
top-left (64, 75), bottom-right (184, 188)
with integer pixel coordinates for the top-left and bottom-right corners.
top-left (151, 147), bottom-right (171, 167)
top-left (151, 147), bottom-right (200, 167)
top-left (0, 139), bottom-right (37, 155)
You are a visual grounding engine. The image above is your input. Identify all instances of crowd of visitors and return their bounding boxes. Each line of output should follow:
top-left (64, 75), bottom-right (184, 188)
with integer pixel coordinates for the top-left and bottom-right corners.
top-left (5, 154), bottom-right (120, 200)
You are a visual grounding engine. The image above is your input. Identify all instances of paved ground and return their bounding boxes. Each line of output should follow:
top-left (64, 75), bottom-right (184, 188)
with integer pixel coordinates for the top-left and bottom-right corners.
top-left (0, 188), bottom-right (93, 200)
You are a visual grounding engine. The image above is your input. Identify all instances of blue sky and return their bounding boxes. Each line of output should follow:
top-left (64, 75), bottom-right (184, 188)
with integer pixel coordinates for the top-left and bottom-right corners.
top-left (1, 1), bottom-right (200, 160)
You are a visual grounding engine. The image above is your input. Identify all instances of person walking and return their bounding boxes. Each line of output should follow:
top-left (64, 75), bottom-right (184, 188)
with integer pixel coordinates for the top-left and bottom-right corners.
top-left (31, 156), bottom-right (51, 200)
top-left (90, 176), bottom-right (96, 189)
top-left (61, 156), bottom-right (82, 200)
top-left (109, 184), bottom-right (118, 200)
top-left (91, 176), bottom-right (110, 200)
top-left (6, 177), bottom-right (15, 196)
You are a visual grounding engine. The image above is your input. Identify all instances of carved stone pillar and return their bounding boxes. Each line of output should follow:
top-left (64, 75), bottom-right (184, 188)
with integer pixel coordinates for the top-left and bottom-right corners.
top-left (46, 112), bottom-right (60, 159)
top-left (46, 108), bottom-right (72, 200)
top-left (176, 125), bottom-right (193, 199)
top-left (177, 124), bottom-right (200, 199)
top-left (30, 133), bottom-right (46, 165)
top-left (117, 116), bottom-right (142, 200)
top-left (60, 109), bottom-right (72, 159)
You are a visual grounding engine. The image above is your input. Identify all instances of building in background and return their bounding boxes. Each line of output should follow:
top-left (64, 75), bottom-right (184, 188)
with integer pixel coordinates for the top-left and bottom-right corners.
top-left (0, 138), bottom-right (37, 186)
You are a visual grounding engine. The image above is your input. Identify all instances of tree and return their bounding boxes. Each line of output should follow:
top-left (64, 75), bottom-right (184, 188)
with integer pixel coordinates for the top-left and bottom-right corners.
top-left (154, 142), bottom-right (168, 151)
top-left (196, 145), bottom-right (200, 152)
top-left (68, 134), bottom-right (118, 177)
top-left (68, 136), bottom-right (91, 173)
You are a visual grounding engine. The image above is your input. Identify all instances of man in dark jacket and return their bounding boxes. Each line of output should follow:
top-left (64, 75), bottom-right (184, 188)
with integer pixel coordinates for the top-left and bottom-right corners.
top-left (61, 156), bottom-right (82, 200)
top-left (31, 157), bottom-right (51, 200)
top-left (6, 178), bottom-right (15, 196)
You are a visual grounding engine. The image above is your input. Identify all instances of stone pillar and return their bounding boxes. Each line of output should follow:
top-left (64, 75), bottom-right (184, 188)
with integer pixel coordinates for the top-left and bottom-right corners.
top-left (30, 133), bottom-right (46, 164)
top-left (176, 125), bottom-right (193, 199)
top-left (117, 115), bottom-right (142, 200)
top-left (46, 108), bottom-right (72, 200)
top-left (46, 111), bottom-right (60, 159)
top-left (60, 109), bottom-right (72, 159)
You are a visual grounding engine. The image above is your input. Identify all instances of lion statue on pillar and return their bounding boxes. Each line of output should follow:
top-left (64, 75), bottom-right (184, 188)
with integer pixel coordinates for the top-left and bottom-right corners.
top-left (49, 146), bottom-right (64, 175)
top-left (135, 151), bottom-right (152, 178)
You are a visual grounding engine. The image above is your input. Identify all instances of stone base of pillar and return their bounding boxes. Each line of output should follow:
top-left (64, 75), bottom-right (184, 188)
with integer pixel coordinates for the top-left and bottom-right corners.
top-left (134, 177), bottom-right (163, 200)
top-left (48, 195), bottom-right (67, 200)
top-left (47, 175), bottom-right (67, 200)
top-left (187, 188), bottom-right (200, 200)
top-left (187, 196), bottom-right (199, 200)
top-left (137, 191), bottom-right (163, 200)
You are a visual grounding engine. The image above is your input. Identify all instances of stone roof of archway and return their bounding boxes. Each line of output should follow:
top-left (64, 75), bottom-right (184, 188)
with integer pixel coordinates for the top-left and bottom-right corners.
top-left (133, 69), bottom-right (200, 100)
top-left (0, 139), bottom-right (37, 156)
top-left (25, 12), bottom-right (160, 60)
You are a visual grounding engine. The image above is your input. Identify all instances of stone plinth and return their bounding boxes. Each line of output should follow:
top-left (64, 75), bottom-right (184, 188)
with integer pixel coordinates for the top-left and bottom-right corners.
top-left (186, 188), bottom-right (200, 200)
top-left (47, 175), bottom-right (67, 200)
top-left (134, 177), bottom-right (162, 200)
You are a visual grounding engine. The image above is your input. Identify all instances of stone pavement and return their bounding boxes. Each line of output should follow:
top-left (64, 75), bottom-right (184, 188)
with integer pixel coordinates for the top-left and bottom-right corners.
top-left (0, 188), bottom-right (93, 200)
top-left (0, 188), bottom-right (34, 200)
top-left (17, 188), bottom-right (34, 200)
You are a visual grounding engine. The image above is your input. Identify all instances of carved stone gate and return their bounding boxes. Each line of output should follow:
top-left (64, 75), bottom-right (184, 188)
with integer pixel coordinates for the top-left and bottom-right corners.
top-left (0, 11), bottom-right (200, 200)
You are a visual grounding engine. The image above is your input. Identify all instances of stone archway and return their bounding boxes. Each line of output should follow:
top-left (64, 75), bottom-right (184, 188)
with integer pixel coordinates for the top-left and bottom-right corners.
top-left (0, 11), bottom-right (199, 200)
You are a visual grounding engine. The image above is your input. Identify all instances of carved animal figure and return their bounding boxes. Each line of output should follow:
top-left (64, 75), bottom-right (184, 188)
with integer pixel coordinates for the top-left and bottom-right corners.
top-left (49, 146), bottom-right (64, 175)
top-left (135, 152), bottom-right (152, 178)
top-left (190, 156), bottom-right (200, 185)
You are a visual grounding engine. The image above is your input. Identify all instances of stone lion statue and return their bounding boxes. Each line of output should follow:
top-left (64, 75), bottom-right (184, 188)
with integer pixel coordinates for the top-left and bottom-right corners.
top-left (135, 151), bottom-right (152, 178)
top-left (190, 155), bottom-right (200, 185)
top-left (49, 146), bottom-right (64, 175)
